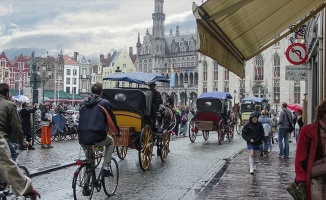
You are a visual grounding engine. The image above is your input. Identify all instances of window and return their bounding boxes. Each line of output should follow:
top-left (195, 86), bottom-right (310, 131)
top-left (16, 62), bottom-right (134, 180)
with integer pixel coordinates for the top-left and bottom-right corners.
top-left (254, 54), bottom-right (264, 81)
top-left (273, 54), bottom-right (280, 78)
top-left (213, 62), bottom-right (218, 80)
top-left (294, 81), bottom-right (301, 104)
top-left (273, 79), bottom-right (280, 103)
top-left (17, 62), bottom-right (24, 70)
top-left (66, 77), bottom-right (70, 84)
top-left (73, 78), bottom-right (77, 85)
top-left (224, 68), bottom-right (229, 80)
top-left (67, 69), bottom-right (71, 75)
top-left (203, 61), bottom-right (207, 81)
top-left (224, 81), bottom-right (229, 93)
top-left (66, 87), bottom-right (70, 94)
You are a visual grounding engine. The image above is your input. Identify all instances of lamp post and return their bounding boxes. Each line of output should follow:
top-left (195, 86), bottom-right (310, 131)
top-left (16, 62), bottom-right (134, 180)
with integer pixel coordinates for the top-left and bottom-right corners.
top-left (275, 94), bottom-right (279, 112)
top-left (184, 80), bottom-right (188, 106)
top-left (233, 89), bottom-right (237, 105)
top-left (115, 67), bottom-right (122, 87)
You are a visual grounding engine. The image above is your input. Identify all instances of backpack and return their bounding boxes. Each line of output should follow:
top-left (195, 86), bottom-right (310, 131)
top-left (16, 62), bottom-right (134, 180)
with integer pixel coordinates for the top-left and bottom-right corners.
top-left (262, 123), bottom-right (271, 137)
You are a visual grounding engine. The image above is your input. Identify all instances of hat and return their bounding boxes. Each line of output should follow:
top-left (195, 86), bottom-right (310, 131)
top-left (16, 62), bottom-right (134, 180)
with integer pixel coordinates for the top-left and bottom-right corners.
top-left (148, 82), bottom-right (157, 86)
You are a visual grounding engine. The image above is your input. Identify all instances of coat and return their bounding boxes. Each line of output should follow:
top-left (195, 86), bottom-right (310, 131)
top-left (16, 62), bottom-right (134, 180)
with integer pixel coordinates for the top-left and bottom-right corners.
top-left (242, 112), bottom-right (264, 146)
top-left (295, 121), bottom-right (319, 200)
top-left (20, 107), bottom-right (37, 131)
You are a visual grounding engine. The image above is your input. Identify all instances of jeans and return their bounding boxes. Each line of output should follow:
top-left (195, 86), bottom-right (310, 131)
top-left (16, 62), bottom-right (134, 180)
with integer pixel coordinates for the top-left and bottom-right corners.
top-left (81, 135), bottom-right (114, 166)
top-left (259, 136), bottom-right (269, 155)
top-left (295, 127), bottom-right (300, 142)
top-left (7, 141), bottom-right (18, 162)
top-left (278, 128), bottom-right (289, 157)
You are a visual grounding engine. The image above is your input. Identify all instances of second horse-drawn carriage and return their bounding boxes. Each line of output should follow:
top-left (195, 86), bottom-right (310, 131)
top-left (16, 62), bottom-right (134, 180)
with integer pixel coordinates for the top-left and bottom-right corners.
top-left (188, 91), bottom-right (236, 145)
top-left (240, 97), bottom-right (268, 128)
top-left (102, 72), bottom-right (176, 171)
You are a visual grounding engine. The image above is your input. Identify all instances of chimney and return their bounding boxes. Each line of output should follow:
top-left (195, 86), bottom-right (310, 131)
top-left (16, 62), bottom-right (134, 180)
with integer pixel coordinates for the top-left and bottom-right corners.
top-left (129, 47), bottom-right (133, 57)
top-left (176, 26), bottom-right (180, 37)
top-left (170, 29), bottom-right (173, 36)
top-left (100, 54), bottom-right (104, 62)
top-left (107, 53), bottom-right (112, 61)
top-left (74, 52), bottom-right (79, 61)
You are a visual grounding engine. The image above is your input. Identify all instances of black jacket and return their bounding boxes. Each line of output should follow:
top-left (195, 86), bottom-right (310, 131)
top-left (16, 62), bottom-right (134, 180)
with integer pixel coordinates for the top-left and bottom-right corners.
top-left (242, 112), bottom-right (264, 146)
top-left (20, 107), bottom-right (37, 131)
top-left (77, 94), bottom-right (119, 144)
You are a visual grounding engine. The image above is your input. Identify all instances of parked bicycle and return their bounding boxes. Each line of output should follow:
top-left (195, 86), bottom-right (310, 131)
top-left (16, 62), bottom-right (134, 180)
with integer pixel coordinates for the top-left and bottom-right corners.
top-left (72, 145), bottom-right (119, 199)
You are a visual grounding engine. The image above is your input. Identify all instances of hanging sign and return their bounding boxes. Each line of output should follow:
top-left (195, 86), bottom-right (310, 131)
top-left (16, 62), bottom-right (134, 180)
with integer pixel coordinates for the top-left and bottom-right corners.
top-left (285, 43), bottom-right (308, 65)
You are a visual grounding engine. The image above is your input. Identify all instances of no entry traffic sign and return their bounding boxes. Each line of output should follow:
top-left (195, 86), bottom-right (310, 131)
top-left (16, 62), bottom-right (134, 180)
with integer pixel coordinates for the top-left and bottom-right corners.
top-left (286, 43), bottom-right (308, 65)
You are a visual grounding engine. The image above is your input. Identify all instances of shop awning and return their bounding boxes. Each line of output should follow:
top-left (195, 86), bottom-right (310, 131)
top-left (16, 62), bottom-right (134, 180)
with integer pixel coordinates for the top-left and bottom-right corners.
top-left (43, 90), bottom-right (71, 99)
top-left (193, 0), bottom-right (326, 78)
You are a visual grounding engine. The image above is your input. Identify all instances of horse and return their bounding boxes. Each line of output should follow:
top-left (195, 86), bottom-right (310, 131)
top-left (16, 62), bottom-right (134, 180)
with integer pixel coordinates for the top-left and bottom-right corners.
top-left (157, 104), bottom-right (176, 133)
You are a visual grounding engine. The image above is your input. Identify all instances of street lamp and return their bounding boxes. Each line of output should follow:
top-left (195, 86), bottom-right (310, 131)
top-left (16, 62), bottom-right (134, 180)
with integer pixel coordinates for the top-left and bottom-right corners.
top-left (233, 89), bottom-right (237, 104)
top-left (275, 94), bottom-right (279, 112)
top-left (184, 80), bottom-right (188, 106)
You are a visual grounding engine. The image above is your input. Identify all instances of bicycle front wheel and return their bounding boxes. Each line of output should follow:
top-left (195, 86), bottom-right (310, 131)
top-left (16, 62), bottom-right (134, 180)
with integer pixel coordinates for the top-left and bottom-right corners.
top-left (72, 163), bottom-right (94, 200)
top-left (102, 157), bottom-right (119, 197)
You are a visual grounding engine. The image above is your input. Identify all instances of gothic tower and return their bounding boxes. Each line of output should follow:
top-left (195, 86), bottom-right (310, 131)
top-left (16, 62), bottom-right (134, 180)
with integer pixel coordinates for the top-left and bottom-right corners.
top-left (152, 0), bottom-right (165, 70)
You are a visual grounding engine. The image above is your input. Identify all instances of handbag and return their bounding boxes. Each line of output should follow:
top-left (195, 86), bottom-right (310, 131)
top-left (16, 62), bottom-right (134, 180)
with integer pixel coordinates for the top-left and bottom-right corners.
top-left (311, 138), bottom-right (326, 177)
top-left (285, 111), bottom-right (294, 133)
top-left (286, 182), bottom-right (306, 200)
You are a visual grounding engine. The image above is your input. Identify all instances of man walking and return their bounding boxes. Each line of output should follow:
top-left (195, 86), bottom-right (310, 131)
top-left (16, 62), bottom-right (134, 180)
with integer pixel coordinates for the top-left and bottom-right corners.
top-left (78, 82), bottom-right (119, 182)
top-left (0, 83), bottom-right (40, 199)
top-left (277, 102), bottom-right (293, 158)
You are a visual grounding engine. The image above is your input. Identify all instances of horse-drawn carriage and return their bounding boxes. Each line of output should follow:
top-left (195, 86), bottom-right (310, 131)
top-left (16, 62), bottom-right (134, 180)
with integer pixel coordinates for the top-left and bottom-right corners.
top-left (240, 97), bottom-right (268, 127)
top-left (102, 72), bottom-right (175, 171)
top-left (188, 92), bottom-right (235, 145)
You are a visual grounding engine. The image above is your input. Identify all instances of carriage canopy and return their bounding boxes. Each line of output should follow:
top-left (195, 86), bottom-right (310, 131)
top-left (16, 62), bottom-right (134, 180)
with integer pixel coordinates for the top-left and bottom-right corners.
top-left (197, 92), bottom-right (232, 113)
top-left (102, 88), bottom-right (152, 116)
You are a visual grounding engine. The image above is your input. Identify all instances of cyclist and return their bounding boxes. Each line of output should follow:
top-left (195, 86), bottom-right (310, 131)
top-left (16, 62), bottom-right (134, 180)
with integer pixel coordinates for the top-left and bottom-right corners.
top-left (0, 83), bottom-right (40, 199)
top-left (78, 82), bottom-right (119, 177)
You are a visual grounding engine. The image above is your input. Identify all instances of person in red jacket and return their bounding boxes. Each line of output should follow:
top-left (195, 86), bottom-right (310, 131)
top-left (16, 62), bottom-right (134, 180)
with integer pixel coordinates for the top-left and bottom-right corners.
top-left (295, 99), bottom-right (326, 200)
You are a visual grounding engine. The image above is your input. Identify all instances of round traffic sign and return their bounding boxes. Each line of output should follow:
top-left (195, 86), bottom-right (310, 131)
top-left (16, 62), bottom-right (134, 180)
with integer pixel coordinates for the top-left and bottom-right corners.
top-left (286, 43), bottom-right (308, 65)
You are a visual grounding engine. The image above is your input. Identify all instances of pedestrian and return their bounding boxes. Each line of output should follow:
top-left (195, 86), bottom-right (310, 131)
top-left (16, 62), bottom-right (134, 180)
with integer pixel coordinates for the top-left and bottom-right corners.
top-left (258, 110), bottom-right (273, 156)
top-left (174, 108), bottom-right (181, 137)
top-left (20, 101), bottom-right (38, 150)
top-left (272, 112), bottom-right (278, 143)
top-left (252, 104), bottom-right (262, 117)
top-left (41, 102), bottom-right (53, 148)
top-left (277, 102), bottom-right (292, 158)
top-left (292, 111), bottom-right (298, 137)
top-left (294, 109), bottom-right (303, 143)
top-left (0, 83), bottom-right (40, 199)
top-left (242, 112), bottom-right (264, 174)
top-left (78, 82), bottom-right (119, 194)
top-left (179, 106), bottom-right (188, 136)
top-left (295, 99), bottom-right (326, 200)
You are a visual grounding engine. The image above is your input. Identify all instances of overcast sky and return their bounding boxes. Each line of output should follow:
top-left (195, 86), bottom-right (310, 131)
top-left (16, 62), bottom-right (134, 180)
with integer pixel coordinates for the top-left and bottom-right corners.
top-left (0, 0), bottom-right (203, 61)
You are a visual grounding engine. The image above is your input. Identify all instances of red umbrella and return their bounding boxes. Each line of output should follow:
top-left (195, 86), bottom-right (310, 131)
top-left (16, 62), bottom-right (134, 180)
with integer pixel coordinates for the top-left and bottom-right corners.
top-left (287, 104), bottom-right (303, 111)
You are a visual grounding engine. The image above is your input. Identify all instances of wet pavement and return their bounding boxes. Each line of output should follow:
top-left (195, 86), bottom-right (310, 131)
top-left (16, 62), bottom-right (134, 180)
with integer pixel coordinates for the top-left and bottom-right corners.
top-left (15, 133), bottom-right (297, 199)
top-left (197, 139), bottom-right (297, 200)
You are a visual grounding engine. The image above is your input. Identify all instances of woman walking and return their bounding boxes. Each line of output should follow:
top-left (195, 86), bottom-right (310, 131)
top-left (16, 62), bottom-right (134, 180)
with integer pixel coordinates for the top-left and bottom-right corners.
top-left (242, 112), bottom-right (264, 174)
top-left (295, 99), bottom-right (326, 199)
top-left (41, 103), bottom-right (53, 148)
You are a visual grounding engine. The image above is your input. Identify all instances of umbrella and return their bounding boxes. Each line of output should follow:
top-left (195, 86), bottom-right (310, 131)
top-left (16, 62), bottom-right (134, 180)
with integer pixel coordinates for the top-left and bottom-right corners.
top-left (51, 114), bottom-right (67, 136)
top-left (287, 104), bottom-right (303, 111)
top-left (103, 72), bottom-right (170, 84)
top-left (12, 95), bottom-right (30, 103)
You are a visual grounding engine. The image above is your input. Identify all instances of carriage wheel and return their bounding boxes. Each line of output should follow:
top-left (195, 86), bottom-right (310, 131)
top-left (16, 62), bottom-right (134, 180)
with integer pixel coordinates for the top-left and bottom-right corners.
top-left (188, 120), bottom-right (197, 143)
top-left (202, 131), bottom-right (209, 140)
top-left (68, 127), bottom-right (78, 140)
top-left (138, 124), bottom-right (154, 171)
top-left (229, 123), bottom-right (235, 141)
top-left (116, 146), bottom-right (128, 160)
top-left (218, 120), bottom-right (225, 145)
top-left (159, 131), bottom-right (170, 162)
top-left (55, 131), bottom-right (66, 141)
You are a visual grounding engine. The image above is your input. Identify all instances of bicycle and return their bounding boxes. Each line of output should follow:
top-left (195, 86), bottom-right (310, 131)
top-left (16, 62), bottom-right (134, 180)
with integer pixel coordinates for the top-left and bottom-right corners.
top-left (0, 143), bottom-right (31, 200)
top-left (72, 145), bottom-right (119, 200)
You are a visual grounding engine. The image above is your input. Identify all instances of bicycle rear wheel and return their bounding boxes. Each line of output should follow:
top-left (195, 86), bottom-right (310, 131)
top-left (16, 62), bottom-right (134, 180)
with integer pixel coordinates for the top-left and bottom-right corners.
top-left (72, 163), bottom-right (94, 200)
top-left (102, 157), bottom-right (119, 197)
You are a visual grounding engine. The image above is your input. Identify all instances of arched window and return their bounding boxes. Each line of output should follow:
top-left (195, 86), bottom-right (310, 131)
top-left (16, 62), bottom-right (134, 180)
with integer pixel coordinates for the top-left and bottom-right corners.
top-left (224, 68), bottom-right (229, 80)
top-left (213, 61), bottom-right (218, 80)
top-left (254, 54), bottom-right (264, 81)
top-left (273, 53), bottom-right (280, 78)
top-left (203, 60), bottom-right (207, 81)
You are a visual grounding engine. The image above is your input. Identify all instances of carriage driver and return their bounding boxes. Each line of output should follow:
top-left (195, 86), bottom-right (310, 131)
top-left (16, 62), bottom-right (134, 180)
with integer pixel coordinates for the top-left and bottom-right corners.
top-left (77, 82), bottom-right (120, 179)
top-left (148, 82), bottom-right (163, 130)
